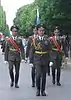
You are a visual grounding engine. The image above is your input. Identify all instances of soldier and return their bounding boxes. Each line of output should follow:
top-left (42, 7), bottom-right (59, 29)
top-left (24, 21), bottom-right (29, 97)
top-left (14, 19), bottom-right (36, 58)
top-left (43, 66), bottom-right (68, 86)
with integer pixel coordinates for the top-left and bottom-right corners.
top-left (26, 25), bottom-right (38, 87)
top-left (4, 25), bottom-right (25, 88)
top-left (30, 24), bottom-right (51, 96)
top-left (50, 28), bottom-right (63, 86)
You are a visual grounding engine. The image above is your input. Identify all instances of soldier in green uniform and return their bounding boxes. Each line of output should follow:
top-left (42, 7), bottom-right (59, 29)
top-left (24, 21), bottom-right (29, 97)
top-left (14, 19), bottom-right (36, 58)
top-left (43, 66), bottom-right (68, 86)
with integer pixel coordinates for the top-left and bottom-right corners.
top-left (5, 25), bottom-right (25, 88)
top-left (50, 28), bottom-right (63, 86)
top-left (30, 24), bottom-right (51, 96)
top-left (26, 25), bottom-right (38, 87)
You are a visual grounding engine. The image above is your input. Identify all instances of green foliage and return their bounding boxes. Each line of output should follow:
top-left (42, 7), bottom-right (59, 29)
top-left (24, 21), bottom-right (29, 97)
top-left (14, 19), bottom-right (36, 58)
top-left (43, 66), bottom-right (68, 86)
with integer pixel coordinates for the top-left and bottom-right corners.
top-left (14, 3), bottom-right (37, 37)
top-left (0, 6), bottom-right (9, 36)
top-left (14, 0), bottom-right (71, 36)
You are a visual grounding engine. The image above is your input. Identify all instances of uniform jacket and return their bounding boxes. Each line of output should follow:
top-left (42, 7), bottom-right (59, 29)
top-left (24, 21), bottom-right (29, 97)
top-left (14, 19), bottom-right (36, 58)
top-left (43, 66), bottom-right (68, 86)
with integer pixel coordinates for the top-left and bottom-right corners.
top-left (26, 35), bottom-right (38, 60)
top-left (5, 37), bottom-right (25, 62)
top-left (50, 36), bottom-right (62, 67)
top-left (29, 35), bottom-right (51, 65)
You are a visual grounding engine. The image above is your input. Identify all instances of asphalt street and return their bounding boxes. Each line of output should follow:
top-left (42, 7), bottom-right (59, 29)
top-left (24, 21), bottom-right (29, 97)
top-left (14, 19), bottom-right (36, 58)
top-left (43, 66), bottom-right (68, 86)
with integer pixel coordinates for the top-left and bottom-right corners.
top-left (0, 48), bottom-right (71, 100)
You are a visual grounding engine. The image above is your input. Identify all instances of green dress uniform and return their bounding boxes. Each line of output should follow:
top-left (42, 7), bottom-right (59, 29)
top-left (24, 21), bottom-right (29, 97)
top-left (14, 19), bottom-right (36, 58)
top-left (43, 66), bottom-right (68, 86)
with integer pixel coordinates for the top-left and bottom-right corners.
top-left (50, 36), bottom-right (62, 86)
top-left (5, 36), bottom-right (25, 87)
top-left (30, 35), bottom-right (51, 96)
top-left (26, 35), bottom-right (38, 87)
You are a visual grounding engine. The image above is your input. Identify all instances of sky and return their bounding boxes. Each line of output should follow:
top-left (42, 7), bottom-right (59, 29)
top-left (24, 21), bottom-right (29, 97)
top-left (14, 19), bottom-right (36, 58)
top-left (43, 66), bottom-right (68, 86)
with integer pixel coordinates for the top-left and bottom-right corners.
top-left (1, 0), bottom-right (34, 28)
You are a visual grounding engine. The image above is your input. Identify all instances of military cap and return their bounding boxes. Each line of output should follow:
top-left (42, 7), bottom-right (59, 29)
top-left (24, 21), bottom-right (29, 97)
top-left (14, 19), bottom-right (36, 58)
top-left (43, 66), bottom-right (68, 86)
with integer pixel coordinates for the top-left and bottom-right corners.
top-left (36, 24), bottom-right (45, 30)
top-left (10, 25), bottom-right (19, 31)
top-left (32, 25), bottom-right (37, 29)
top-left (54, 29), bottom-right (60, 35)
top-left (54, 26), bottom-right (59, 30)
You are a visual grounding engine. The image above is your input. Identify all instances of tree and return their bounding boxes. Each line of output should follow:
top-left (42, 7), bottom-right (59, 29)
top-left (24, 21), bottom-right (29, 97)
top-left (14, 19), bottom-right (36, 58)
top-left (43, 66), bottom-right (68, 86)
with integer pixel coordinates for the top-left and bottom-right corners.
top-left (13, 3), bottom-right (37, 36)
top-left (14, 0), bottom-right (71, 35)
top-left (0, 6), bottom-right (9, 36)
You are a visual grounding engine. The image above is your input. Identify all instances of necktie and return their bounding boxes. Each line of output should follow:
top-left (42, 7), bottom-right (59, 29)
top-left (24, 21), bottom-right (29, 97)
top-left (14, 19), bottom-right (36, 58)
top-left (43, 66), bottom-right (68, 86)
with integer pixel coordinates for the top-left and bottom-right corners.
top-left (41, 37), bottom-right (43, 41)
top-left (39, 36), bottom-right (43, 41)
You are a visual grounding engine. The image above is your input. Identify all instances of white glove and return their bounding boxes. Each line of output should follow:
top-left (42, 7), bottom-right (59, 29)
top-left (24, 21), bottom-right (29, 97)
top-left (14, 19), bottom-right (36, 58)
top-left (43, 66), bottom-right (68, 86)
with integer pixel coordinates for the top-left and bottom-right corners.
top-left (66, 57), bottom-right (68, 60)
top-left (4, 61), bottom-right (8, 64)
top-left (29, 63), bottom-right (33, 67)
top-left (25, 58), bottom-right (28, 61)
top-left (25, 58), bottom-right (28, 63)
top-left (49, 62), bottom-right (53, 67)
top-left (21, 59), bottom-right (24, 63)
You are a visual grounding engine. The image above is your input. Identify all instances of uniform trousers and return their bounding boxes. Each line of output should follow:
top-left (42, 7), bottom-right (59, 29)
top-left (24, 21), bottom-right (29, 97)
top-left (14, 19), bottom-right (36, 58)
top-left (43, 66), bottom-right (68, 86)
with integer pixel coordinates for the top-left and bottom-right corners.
top-left (8, 60), bottom-right (20, 85)
top-left (35, 64), bottom-right (47, 92)
top-left (31, 65), bottom-right (36, 85)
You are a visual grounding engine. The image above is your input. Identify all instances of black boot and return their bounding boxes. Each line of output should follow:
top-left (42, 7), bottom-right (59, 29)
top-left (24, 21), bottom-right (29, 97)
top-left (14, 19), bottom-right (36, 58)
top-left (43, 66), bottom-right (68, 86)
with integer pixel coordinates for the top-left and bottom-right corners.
top-left (52, 80), bottom-right (55, 85)
top-left (41, 91), bottom-right (46, 96)
top-left (57, 82), bottom-right (61, 86)
top-left (36, 90), bottom-right (40, 96)
top-left (32, 83), bottom-right (35, 87)
top-left (10, 82), bottom-right (14, 87)
top-left (15, 84), bottom-right (19, 88)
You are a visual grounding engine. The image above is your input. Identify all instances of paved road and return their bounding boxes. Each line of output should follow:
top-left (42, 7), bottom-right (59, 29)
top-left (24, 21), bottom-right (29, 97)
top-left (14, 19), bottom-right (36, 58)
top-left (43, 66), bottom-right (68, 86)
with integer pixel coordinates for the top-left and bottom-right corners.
top-left (0, 49), bottom-right (71, 100)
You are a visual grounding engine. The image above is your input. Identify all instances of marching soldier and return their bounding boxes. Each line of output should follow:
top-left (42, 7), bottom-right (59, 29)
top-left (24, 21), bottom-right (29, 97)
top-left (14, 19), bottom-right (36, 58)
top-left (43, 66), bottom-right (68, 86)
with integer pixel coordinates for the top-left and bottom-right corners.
top-left (4, 25), bottom-right (25, 88)
top-left (30, 24), bottom-right (51, 96)
top-left (26, 25), bottom-right (38, 87)
top-left (50, 28), bottom-right (63, 86)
